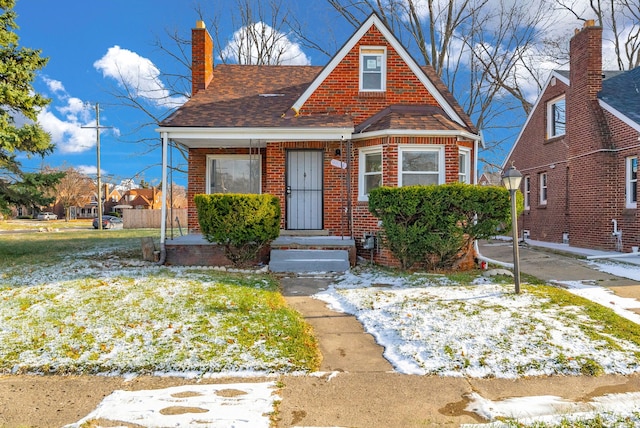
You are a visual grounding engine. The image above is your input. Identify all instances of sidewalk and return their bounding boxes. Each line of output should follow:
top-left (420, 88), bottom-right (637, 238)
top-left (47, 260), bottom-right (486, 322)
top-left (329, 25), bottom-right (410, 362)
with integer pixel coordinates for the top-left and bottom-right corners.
top-left (275, 244), bottom-right (640, 427)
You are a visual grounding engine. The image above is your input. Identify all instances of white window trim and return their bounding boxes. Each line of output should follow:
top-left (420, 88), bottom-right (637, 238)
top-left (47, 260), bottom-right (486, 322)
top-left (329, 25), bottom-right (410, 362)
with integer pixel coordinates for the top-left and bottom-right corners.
top-left (524, 176), bottom-right (531, 210)
top-left (206, 154), bottom-right (262, 194)
top-left (358, 146), bottom-right (383, 201)
top-left (626, 156), bottom-right (638, 209)
top-left (539, 172), bottom-right (548, 205)
top-left (547, 95), bottom-right (566, 138)
top-left (458, 148), bottom-right (471, 184)
top-left (359, 46), bottom-right (386, 92)
top-left (398, 145), bottom-right (445, 186)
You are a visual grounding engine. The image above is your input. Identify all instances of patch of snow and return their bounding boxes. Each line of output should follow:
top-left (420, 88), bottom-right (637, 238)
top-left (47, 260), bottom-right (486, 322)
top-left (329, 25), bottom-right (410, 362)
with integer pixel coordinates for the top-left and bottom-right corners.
top-left (66, 382), bottom-right (278, 428)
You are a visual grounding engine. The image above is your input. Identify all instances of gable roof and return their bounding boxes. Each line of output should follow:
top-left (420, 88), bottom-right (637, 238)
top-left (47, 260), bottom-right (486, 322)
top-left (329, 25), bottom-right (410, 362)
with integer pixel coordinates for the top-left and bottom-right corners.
top-left (289, 14), bottom-right (474, 132)
top-left (162, 65), bottom-right (349, 128)
top-left (159, 13), bottom-right (478, 146)
top-left (503, 66), bottom-right (640, 168)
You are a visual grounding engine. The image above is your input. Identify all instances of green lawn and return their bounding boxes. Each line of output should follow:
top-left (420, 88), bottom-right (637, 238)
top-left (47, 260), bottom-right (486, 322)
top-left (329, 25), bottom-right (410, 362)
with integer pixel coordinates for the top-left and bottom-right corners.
top-left (0, 227), bottom-right (320, 375)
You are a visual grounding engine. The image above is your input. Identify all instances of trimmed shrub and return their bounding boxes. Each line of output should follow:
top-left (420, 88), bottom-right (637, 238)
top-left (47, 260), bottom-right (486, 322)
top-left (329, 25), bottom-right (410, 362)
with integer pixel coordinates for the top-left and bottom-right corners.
top-left (368, 183), bottom-right (514, 271)
top-left (194, 193), bottom-right (281, 266)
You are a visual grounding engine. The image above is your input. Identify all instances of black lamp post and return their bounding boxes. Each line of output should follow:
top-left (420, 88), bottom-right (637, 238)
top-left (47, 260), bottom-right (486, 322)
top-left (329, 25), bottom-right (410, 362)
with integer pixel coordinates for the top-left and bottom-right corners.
top-left (502, 165), bottom-right (523, 294)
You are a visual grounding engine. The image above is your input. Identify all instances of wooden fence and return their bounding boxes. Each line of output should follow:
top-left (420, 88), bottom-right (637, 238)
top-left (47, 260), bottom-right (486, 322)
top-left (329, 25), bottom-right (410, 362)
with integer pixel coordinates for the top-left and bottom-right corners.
top-left (123, 209), bottom-right (187, 230)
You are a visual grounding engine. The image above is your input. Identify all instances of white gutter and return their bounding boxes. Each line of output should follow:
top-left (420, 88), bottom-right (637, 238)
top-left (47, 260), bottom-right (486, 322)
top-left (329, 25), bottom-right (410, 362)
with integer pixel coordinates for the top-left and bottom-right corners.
top-left (155, 126), bottom-right (354, 142)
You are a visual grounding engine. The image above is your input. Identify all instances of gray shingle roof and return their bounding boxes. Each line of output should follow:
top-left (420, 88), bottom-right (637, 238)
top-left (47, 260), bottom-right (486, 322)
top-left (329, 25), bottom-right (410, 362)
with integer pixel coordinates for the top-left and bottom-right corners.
top-left (599, 66), bottom-right (640, 125)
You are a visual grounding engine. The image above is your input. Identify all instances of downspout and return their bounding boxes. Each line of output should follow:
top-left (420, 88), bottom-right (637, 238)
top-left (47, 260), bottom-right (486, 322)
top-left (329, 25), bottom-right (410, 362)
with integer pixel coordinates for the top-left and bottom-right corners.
top-left (346, 136), bottom-right (353, 238)
top-left (157, 131), bottom-right (169, 265)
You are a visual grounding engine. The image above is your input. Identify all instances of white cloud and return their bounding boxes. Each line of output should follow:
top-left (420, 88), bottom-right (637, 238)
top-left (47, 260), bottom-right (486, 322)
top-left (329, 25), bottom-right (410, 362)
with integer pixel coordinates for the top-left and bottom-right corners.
top-left (93, 46), bottom-right (186, 108)
top-left (37, 106), bottom-right (94, 154)
top-left (221, 22), bottom-right (311, 65)
top-left (75, 165), bottom-right (105, 176)
top-left (43, 77), bottom-right (65, 93)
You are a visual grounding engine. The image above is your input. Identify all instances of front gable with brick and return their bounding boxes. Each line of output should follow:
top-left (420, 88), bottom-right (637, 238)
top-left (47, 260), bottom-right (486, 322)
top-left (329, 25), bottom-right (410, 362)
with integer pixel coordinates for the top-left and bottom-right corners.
top-left (505, 20), bottom-right (639, 252)
top-left (158, 13), bottom-right (481, 265)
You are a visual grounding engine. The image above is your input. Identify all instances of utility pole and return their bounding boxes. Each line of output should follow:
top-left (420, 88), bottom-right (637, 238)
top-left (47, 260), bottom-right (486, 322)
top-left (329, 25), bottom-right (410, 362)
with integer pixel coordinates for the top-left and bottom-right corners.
top-left (82, 103), bottom-right (111, 230)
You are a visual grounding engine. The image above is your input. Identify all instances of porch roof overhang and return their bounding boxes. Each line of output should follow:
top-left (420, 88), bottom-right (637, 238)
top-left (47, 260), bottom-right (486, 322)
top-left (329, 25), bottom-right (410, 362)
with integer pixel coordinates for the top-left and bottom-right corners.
top-left (351, 128), bottom-right (482, 143)
top-left (156, 126), bottom-right (355, 148)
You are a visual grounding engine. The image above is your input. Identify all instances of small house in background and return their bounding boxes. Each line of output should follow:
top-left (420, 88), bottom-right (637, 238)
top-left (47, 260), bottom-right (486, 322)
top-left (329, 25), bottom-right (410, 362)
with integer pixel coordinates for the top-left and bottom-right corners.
top-left (157, 13), bottom-right (481, 269)
top-left (478, 172), bottom-right (502, 186)
top-left (118, 187), bottom-right (163, 210)
top-left (504, 20), bottom-right (639, 252)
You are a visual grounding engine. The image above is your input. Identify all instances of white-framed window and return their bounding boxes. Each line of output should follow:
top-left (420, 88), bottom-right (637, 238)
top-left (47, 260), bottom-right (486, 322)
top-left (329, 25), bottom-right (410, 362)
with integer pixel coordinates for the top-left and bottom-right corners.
top-left (398, 145), bottom-right (445, 186)
top-left (523, 175), bottom-right (531, 210)
top-left (206, 154), bottom-right (261, 194)
top-left (539, 172), bottom-right (548, 205)
top-left (547, 96), bottom-right (566, 138)
top-left (458, 148), bottom-right (471, 183)
top-left (360, 47), bottom-right (386, 91)
top-left (358, 146), bottom-right (382, 201)
top-left (627, 156), bottom-right (638, 208)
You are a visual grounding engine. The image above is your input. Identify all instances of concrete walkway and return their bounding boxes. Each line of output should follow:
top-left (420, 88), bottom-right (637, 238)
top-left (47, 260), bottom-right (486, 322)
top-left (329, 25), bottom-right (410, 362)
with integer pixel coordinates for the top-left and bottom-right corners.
top-left (274, 243), bottom-right (640, 427)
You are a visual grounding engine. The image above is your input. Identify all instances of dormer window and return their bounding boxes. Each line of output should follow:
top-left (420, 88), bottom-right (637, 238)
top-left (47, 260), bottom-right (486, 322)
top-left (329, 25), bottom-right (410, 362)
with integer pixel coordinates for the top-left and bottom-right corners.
top-left (360, 47), bottom-right (386, 91)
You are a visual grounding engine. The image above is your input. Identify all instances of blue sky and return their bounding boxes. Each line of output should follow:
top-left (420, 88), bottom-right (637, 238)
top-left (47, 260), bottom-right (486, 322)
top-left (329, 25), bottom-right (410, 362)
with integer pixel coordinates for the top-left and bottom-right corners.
top-left (16, 1), bottom-right (358, 187)
top-left (15, 1), bottom-right (621, 187)
top-left (16, 0), bottom-right (205, 186)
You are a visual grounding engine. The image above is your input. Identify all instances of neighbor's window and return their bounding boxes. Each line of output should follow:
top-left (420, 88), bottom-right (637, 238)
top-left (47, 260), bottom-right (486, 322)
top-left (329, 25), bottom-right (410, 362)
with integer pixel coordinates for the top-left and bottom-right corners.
top-left (359, 147), bottom-right (382, 200)
top-left (399, 146), bottom-right (444, 186)
top-left (206, 154), bottom-right (261, 194)
top-left (458, 148), bottom-right (471, 183)
top-left (547, 96), bottom-right (566, 138)
top-left (539, 172), bottom-right (548, 205)
top-left (524, 175), bottom-right (531, 210)
top-left (627, 156), bottom-right (638, 208)
top-left (360, 47), bottom-right (386, 91)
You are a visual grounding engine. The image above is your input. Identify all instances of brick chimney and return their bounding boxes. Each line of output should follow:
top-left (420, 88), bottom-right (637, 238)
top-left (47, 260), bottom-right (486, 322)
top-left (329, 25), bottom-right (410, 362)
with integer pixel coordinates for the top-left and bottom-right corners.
top-left (191, 20), bottom-right (213, 96)
top-left (569, 19), bottom-right (602, 101)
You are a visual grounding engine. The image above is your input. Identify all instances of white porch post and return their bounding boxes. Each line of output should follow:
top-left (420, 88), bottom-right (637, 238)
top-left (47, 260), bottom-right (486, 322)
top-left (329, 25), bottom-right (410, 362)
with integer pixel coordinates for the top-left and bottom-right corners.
top-left (159, 132), bottom-right (169, 262)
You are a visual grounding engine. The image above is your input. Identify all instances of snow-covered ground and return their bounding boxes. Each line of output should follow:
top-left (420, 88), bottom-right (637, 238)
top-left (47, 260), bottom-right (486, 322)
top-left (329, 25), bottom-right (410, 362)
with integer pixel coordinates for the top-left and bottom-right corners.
top-left (5, 236), bottom-right (640, 427)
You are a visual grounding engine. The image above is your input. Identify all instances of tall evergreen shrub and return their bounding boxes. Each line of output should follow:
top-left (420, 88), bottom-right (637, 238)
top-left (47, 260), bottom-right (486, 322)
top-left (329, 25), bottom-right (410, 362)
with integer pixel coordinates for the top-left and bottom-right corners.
top-left (368, 183), bottom-right (513, 271)
top-left (194, 194), bottom-right (281, 266)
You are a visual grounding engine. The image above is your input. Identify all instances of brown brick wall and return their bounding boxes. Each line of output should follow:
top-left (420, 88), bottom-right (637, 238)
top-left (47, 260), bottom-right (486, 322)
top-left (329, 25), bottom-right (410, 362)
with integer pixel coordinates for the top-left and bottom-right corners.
top-left (187, 147), bottom-right (266, 233)
top-left (508, 22), bottom-right (640, 251)
top-left (300, 26), bottom-right (438, 124)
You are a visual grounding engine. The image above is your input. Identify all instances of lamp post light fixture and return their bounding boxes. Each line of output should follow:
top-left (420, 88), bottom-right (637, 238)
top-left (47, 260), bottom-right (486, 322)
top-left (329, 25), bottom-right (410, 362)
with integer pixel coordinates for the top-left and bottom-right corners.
top-left (502, 165), bottom-right (523, 294)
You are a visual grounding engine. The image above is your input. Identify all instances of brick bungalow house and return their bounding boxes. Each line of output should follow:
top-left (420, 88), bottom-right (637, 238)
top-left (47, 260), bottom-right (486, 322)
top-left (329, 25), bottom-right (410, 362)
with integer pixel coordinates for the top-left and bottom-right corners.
top-left (504, 20), bottom-right (639, 252)
top-left (157, 13), bottom-right (481, 267)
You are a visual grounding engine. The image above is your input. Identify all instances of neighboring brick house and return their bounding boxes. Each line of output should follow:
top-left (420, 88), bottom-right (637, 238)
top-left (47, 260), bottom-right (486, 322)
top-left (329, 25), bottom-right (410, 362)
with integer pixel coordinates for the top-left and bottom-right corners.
top-left (118, 188), bottom-right (162, 210)
top-left (504, 20), bottom-right (639, 252)
top-left (157, 14), bottom-right (481, 264)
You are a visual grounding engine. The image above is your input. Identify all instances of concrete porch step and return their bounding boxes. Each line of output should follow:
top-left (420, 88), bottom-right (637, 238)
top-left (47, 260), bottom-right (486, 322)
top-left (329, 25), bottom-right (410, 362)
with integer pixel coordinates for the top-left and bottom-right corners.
top-left (269, 249), bottom-right (350, 273)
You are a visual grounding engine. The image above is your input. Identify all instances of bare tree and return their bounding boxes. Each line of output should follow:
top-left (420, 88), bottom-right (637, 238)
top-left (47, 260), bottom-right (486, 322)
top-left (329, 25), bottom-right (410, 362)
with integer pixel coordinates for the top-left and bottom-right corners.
top-left (555, 0), bottom-right (640, 69)
top-left (325, 0), bottom-right (558, 164)
top-left (49, 167), bottom-right (95, 221)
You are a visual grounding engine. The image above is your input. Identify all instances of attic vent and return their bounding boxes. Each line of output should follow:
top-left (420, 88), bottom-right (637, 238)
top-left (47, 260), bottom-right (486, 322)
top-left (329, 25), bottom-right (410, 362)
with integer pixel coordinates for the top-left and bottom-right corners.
top-left (259, 93), bottom-right (284, 97)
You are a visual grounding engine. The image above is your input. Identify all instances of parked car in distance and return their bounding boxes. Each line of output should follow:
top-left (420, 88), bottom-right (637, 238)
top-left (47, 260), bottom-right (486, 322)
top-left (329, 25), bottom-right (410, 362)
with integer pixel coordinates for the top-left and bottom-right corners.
top-left (37, 212), bottom-right (57, 221)
top-left (92, 215), bottom-right (124, 230)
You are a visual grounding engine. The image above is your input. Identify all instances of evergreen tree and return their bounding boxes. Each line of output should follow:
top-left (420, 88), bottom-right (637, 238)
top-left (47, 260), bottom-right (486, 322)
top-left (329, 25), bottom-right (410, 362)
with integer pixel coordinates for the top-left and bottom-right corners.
top-left (0, 0), bottom-right (58, 215)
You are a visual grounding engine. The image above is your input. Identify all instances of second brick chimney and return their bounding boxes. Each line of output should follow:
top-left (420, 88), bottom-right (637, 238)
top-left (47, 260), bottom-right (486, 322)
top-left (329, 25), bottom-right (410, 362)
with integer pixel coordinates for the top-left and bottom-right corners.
top-left (191, 20), bottom-right (213, 96)
top-left (569, 19), bottom-right (602, 101)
